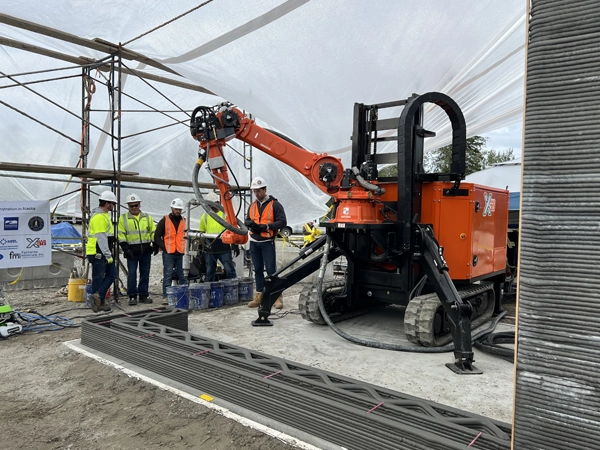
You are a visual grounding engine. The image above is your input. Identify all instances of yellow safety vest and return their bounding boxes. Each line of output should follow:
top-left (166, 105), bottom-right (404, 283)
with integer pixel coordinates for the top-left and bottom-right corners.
top-left (118, 212), bottom-right (155, 245)
top-left (200, 211), bottom-right (225, 234)
top-left (86, 210), bottom-right (114, 256)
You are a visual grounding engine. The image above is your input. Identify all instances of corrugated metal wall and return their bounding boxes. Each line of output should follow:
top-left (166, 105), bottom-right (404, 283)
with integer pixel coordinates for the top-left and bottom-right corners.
top-left (513, 0), bottom-right (600, 448)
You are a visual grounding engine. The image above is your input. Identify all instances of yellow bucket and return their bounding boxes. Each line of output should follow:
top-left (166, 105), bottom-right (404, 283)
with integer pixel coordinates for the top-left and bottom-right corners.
top-left (68, 278), bottom-right (87, 302)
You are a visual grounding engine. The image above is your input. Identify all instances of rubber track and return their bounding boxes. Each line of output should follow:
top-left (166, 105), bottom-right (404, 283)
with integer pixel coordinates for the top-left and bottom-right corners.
top-left (298, 279), bottom-right (382, 325)
top-left (404, 283), bottom-right (495, 347)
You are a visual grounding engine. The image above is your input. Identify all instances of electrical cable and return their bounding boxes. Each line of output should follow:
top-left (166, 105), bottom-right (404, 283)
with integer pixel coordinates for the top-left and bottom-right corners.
top-left (268, 308), bottom-right (301, 320)
top-left (14, 310), bottom-right (76, 333)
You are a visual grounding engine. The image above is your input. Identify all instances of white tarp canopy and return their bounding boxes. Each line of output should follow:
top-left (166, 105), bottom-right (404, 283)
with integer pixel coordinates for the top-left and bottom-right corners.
top-left (0, 0), bottom-right (527, 227)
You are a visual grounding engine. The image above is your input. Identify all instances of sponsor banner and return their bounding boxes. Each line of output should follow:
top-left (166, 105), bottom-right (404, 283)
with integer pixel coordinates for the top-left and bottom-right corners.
top-left (0, 201), bottom-right (51, 268)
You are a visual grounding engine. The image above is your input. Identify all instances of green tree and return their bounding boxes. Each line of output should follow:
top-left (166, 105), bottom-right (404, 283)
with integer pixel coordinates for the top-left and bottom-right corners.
top-left (424, 136), bottom-right (514, 175)
top-left (376, 136), bottom-right (514, 178)
top-left (379, 164), bottom-right (398, 177)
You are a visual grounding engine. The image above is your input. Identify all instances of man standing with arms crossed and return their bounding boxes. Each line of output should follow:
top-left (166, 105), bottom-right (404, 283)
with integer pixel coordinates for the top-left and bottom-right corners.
top-left (154, 198), bottom-right (188, 304)
top-left (118, 193), bottom-right (156, 305)
top-left (86, 190), bottom-right (118, 313)
top-left (244, 177), bottom-right (287, 309)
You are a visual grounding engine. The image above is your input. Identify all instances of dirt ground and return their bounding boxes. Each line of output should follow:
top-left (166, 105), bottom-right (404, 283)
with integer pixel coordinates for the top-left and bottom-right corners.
top-left (0, 254), bottom-right (517, 450)
top-left (0, 265), bottom-right (295, 450)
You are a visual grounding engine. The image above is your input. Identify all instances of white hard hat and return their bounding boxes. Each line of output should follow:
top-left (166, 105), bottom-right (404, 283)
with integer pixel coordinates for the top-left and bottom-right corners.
top-left (99, 191), bottom-right (117, 203)
top-left (170, 198), bottom-right (185, 209)
top-left (250, 176), bottom-right (267, 189)
top-left (126, 193), bottom-right (141, 203)
top-left (205, 191), bottom-right (220, 202)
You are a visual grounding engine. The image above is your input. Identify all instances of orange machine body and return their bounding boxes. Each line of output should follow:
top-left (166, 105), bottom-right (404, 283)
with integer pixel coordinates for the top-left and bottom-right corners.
top-left (420, 182), bottom-right (508, 281)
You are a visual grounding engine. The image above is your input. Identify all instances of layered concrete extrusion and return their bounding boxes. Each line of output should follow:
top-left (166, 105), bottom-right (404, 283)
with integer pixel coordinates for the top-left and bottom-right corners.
top-left (80, 308), bottom-right (511, 450)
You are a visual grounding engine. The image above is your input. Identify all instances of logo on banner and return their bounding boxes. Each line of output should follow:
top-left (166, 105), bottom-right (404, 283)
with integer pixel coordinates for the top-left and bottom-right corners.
top-left (28, 216), bottom-right (44, 232)
top-left (4, 217), bottom-right (18, 230)
top-left (0, 238), bottom-right (18, 250)
top-left (0, 254), bottom-right (3, 260)
top-left (26, 238), bottom-right (47, 249)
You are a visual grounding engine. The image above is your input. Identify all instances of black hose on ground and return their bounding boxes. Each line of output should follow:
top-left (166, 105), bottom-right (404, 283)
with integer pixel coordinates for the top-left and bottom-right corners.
top-left (315, 235), bottom-right (509, 353)
top-left (474, 331), bottom-right (515, 362)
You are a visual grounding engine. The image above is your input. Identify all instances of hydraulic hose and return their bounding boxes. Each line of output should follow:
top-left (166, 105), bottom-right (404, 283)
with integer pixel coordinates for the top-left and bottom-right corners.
top-left (351, 167), bottom-right (385, 196)
top-left (315, 235), bottom-right (508, 353)
top-left (474, 330), bottom-right (515, 361)
top-left (192, 161), bottom-right (248, 235)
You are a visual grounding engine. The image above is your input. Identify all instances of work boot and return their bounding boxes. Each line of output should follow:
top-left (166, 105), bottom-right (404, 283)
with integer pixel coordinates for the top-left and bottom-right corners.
top-left (101, 303), bottom-right (112, 313)
top-left (139, 296), bottom-right (153, 304)
top-left (274, 295), bottom-right (283, 310)
top-left (91, 293), bottom-right (101, 313)
top-left (248, 292), bottom-right (262, 308)
top-left (128, 297), bottom-right (138, 306)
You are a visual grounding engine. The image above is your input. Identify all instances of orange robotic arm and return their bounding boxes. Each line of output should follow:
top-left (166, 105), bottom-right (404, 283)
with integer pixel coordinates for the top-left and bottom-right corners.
top-left (190, 103), bottom-right (387, 232)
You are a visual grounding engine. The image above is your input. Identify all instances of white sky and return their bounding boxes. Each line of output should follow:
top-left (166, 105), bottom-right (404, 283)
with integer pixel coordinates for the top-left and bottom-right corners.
top-left (485, 122), bottom-right (523, 157)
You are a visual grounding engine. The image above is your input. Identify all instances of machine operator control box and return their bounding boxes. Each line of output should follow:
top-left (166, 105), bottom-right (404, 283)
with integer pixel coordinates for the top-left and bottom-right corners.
top-left (420, 182), bottom-right (509, 281)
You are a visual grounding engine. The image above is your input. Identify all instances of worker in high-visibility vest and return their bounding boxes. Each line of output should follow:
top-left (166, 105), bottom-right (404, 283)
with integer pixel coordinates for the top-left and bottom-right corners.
top-left (244, 176), bottom-right (287, 310)
top-left (302, 221), bottom-right (322, 247)
top-left (85, 190), bottom-right (118, 313)
top-left (154, 198), bottom-right (188, 303)
top-left (118, 193), bottom-right (156, 306)
top-left (199, 191), bottom-right (238, 281)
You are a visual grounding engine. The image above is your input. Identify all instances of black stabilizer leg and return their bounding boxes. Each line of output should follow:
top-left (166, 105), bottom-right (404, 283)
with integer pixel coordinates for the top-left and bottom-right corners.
top-left (251, 237), bottom-right (339, 328)
top-left (418, 225), bottom-right (482, 374)
top-left (251, 288), bottom-right (282, 327)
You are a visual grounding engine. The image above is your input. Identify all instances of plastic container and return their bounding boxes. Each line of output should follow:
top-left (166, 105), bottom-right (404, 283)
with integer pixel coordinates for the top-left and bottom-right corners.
top-left (166, 286), bottom-right (178, 307)
top-left (85, 281), bottom-right (93, 307)
top-left (68, 278), bottom-right (87, 302)
top-left (238, 277), bottom-right (254, 302)
top-left (189, 283), bottom-right (211, 310)
top-left (209, 281), bottom-right (224, 308)
top-left (175, 284), bottom-right (189, 309)
top-left (222, 278), bottom-right (239, 305)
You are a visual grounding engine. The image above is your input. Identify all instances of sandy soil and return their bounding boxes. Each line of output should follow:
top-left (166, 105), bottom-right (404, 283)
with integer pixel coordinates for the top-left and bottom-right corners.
top-left (0, 252), bottom-right (516, 449)
top-left (0, 263), bottom-right (294, 450)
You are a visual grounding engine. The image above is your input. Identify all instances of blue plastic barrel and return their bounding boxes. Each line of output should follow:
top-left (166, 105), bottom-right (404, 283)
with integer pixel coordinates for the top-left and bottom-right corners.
top-left (223, 279), bottom-right (239, 305)
top-left (85, 282), bottom-right (93, 307)
top-left (210, 281), bottom-right (224, 308)
top-left (166, 286), bottom-right (178, 306)
top-left (175, 284), bottom-right (189, 309)
top-left (238, 277), bottom-right (254, 302)
top-left (189, 283), bottom-right (211, 310)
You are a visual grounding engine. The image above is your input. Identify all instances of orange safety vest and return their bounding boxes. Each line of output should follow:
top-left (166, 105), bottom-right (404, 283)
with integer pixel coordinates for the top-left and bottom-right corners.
top-left (163, 215), bottom-right (186, 253)
top-left (249, 200), bottom-right (275, 238)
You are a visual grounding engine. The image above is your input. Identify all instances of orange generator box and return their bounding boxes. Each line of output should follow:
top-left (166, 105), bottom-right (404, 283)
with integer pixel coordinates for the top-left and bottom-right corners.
top-left (420, 182), bottom-right (509, 281)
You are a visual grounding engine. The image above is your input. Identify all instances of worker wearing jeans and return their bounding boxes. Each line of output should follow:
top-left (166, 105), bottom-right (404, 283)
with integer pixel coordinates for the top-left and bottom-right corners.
top-left (154, 198), bottom-right (188, 303)
top-left (85, 190), bottom-right (118, 313)
top-left (88, 254), bottom-right (117, 307)
top-left (244, 177), bottom-right (287, 309)
top-left (118, 193), bottom-right (156, 305)
top-left (199, 191), bottom-right (238, 281)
